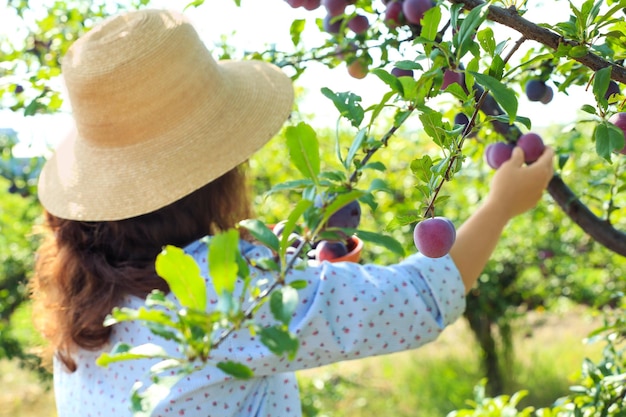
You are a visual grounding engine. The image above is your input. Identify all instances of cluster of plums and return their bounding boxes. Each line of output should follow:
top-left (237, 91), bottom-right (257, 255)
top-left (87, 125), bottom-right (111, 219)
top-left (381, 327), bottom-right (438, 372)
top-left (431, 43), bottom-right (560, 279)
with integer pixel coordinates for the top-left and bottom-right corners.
top-left (272, 198), bottom-right (362, 263)
top-left (284, 0), bottom-right (435, 79)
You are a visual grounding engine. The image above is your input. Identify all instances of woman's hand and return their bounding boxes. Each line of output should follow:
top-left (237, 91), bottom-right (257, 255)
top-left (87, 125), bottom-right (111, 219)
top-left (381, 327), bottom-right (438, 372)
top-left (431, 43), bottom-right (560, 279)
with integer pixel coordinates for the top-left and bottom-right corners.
top-left (485, 146), bottom-right (555, 220)
top-left (449, 145), bottom-right (555, 292)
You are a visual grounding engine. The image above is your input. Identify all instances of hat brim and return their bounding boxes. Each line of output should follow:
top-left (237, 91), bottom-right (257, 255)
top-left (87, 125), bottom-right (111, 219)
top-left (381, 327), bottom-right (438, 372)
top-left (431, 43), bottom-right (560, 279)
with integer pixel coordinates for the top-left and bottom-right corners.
top-left (38, 60), bottom-right (294, 221)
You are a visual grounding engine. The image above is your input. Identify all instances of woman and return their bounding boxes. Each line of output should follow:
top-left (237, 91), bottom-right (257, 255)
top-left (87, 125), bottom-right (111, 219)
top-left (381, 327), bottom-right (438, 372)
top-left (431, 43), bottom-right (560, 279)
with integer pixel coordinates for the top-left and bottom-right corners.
top-left (31, 8), bottom-right (554, 417)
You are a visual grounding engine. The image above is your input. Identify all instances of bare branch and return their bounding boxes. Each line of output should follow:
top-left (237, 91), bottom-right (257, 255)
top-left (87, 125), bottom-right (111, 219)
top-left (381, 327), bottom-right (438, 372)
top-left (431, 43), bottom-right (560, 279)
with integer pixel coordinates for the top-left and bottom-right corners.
top-left (547, 175), bottom-right (626, 257)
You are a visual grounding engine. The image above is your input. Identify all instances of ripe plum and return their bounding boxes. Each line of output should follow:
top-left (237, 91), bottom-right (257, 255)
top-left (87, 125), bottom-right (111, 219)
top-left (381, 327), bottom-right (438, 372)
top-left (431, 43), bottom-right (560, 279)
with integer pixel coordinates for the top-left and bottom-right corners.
top-left (608, 112), bottom-right (626, 154)
top-left (391, 67), bottom-right (413, 78)
top-left (348, 14), bottom-right (369, 34)
top-left (327, 200), bottom-right (361, 229)
top-left (525, 79), bottom-right (548, 102)
top-left (402, 0), bottom-right (434, 24)
top-left (484, 142), bottom-right (514, 169)
top-left (384, 1), bottom-right (405, 28)
top-left (516, 132), bottom-right (545, 163)
top-left (316, 240), bottom-right (349, 262)
top-left (413, 217), bottom-right (456, 258)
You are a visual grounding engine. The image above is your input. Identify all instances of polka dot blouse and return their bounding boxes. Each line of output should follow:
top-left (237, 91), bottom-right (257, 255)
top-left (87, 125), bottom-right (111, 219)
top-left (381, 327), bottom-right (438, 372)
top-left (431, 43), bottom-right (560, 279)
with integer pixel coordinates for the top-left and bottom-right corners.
top-left (54, 238), bottom-right (466, 417)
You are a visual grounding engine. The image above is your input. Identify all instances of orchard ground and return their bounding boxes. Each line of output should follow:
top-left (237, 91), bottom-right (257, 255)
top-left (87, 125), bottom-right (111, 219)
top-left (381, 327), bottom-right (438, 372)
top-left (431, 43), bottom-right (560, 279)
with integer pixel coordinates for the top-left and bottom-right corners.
top-left (3, 305), bottom-right (604, 417)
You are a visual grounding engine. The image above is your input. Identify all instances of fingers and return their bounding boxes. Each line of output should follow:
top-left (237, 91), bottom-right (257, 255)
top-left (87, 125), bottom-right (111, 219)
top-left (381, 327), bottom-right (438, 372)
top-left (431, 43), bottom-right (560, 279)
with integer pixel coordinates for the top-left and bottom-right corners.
top-left (529, 146), bottom-right (555, 185)
top-left (509, 146), bottom-right (525, 167)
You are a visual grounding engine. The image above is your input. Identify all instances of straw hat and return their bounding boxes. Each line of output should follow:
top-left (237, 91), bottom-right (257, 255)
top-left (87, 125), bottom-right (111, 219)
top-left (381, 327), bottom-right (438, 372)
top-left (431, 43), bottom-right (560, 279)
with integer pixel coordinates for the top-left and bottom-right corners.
top-left (37, 8), bottom-right (294, 221)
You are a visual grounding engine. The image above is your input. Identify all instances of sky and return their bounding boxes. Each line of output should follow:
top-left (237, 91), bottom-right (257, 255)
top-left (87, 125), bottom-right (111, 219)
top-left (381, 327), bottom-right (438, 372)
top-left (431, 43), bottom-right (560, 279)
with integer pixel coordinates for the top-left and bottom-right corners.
top-left (0, 0), bottom-right (596, 156)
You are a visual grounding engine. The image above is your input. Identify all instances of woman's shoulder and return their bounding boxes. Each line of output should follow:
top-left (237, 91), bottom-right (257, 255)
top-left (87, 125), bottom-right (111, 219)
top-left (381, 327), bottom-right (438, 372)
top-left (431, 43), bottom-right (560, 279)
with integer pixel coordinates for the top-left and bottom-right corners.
top-left (183, 236), bottom-right (275, 262)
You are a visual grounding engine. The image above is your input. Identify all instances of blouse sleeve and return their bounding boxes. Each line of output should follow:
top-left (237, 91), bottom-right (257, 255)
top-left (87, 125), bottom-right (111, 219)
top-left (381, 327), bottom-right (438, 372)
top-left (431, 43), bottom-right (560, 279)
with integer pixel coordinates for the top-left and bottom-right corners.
top-left (198, 242), bottom-right (467, 377)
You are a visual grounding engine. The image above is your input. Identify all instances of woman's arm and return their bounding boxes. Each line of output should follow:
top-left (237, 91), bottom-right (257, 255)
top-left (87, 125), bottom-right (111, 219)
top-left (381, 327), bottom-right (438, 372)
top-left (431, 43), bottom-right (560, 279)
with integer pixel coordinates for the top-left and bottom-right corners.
top-left (449, 146), bottom-right (555, 293)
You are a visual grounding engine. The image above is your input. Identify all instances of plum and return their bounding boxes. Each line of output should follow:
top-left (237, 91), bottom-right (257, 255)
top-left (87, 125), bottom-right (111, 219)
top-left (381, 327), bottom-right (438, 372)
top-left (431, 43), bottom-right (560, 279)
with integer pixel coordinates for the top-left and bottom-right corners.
top-left (516, 132), bottom-right (545, 163)
top-left (608, 112), bottom-right (626, 155)
top-left (316, 240), bottom-right (349, 262)
top-left (384, 0), bottom-right (405, 28)
top-left (327, 200), bottom-right (362, 229)
top-left (604, 81), bottom-right (620, 101)
top-left (403, 0), bottom-right (434, 24)
top-left (347, 14), bottom-right (369, 34)
top-left (413, 217), bottom-right (456, 258)
top-left (391, 67), bottom-right (414, 78)
top-left (441, 69), bottom-right (464, 91)
top-left (525, 79), bottom-right (548, 102)
top-left (485, 142), bottom-right (514, 169)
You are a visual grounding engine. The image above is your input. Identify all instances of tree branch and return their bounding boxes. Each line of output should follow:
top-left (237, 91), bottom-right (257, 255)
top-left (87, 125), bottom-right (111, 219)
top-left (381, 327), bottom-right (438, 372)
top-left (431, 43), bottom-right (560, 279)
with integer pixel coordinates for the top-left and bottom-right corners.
top-left (547, 175), bottom-right (626, 257)
top-left (448, 0), bottom-right (626, 84)
top-left (446, 0), bottom-right (626, 257)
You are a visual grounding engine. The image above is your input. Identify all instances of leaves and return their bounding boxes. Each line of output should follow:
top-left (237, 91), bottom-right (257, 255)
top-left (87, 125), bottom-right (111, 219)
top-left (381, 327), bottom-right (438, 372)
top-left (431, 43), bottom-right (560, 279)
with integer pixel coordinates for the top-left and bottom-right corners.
top-left (208, 229), bottom-right (241, 296)
top-left (270, 286), bottom-right (299, 325)
top-left (285, 122), bottom-right (321, 181)
top-left (594, 121), bottom-right (625, 162)
top-left (471, 72), bottom-right (518, 123)
top-left (321, 88), bottom-right (364, 128)
top-left (155, 246), bottom-right (207, 311)
top-left (239, 219), bottom-right (280, 253)
top-left (217, 361), bottom-right (254, 379)
top-left (355, 230), bottom-right (405, 257)
top-left (96, 343), bottom-right (170, 367)
top-left (259, 325), bottom-right (299, 360)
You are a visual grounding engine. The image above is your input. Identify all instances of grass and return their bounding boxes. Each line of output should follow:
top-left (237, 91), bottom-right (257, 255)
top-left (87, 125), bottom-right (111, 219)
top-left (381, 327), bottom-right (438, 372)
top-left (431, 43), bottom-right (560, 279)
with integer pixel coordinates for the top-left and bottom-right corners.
top-left (1, 307), bottom-right (603, 417)
top-left (0, 360), bottom-right (55, 417)
top-left (296, 307), bottom-right (604, 417)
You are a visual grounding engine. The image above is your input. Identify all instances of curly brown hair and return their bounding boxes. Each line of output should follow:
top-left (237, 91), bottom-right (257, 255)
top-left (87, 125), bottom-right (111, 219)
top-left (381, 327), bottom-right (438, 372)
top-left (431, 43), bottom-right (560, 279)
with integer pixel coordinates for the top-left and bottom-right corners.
top-left (30, 166), bottom-right (252, 372)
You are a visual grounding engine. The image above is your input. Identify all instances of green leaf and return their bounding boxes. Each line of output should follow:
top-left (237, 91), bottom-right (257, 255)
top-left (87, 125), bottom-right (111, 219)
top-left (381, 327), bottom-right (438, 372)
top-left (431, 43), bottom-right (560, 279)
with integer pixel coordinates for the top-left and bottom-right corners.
top-left (217, 361), bottom-right (254, 379)
top-left (265, 179), bottom-right (315, 196)
top-left (239, 219), bottom-right (279, 252)
top-left (411, 155), bottom-right (434, 183)
top-left (593, 122), bottom-right (609, 159)
top-left (367, 178), bottom-right (392, 193)
top-left (477, 27), bottom-right (496, 55)
top-left (394, 60), bottom-right (423, 71)
top-left (421, 6), bottom-right (442, 42)
top-left (344, 128), bottom-right (367, 170)
top-left (155, 245), bottom-right (206, 311)
top-left (259, 326), bottom-right (299, 360)
top-left (270, 286), bottom-right (299, 325)
top-left (355, 230), bottom-right (405, 257)
top-left (208, 229), bottom-right (240, 296)
top-left (289, 280), bottom-right (308, 290)
top-left (593, 121), bottom-right (625, 162)
top-left (129, 374), bottom-right (185, 417)
top-left (279, 199), bottom-right (312, 256)
top-left (321, 87), bottom-right (364, 128)
top-left (104, 306), bottom-right (177, 328)
top-left (285, 122), bottom-right (320, 181)
top-left (289, 19), bottom-right (305, 46)
top-left (362, 161), bottom-right (386, 172)
top-left (568, 45), bottom-right (589, 57)
top-left (454, 2), bottom-right (488, 59)
top-left (320, 191), bottom-right (366, 228)
top-left (418, 109), bottom-right (445, 146)
top-left (592, 66), bottom-right (612, 106)
top-left (580, 104), bottom-right (597, 115)
top-left (96, 343), bottom-right (170, 367)
top-left (371, 68), bottom-right (403, 96)
top-left (472, 72), bottom-right (518, 123)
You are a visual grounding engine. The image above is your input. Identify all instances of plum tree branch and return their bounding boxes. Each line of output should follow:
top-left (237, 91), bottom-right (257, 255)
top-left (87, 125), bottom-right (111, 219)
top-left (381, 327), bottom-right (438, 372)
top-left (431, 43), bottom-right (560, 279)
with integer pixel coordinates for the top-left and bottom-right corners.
top-left (444, 0), bottom-right (626, 257)
top-left (547, 175), bottom-right (626, 256)
top-left (447, 0), bottom-right (626, 84)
